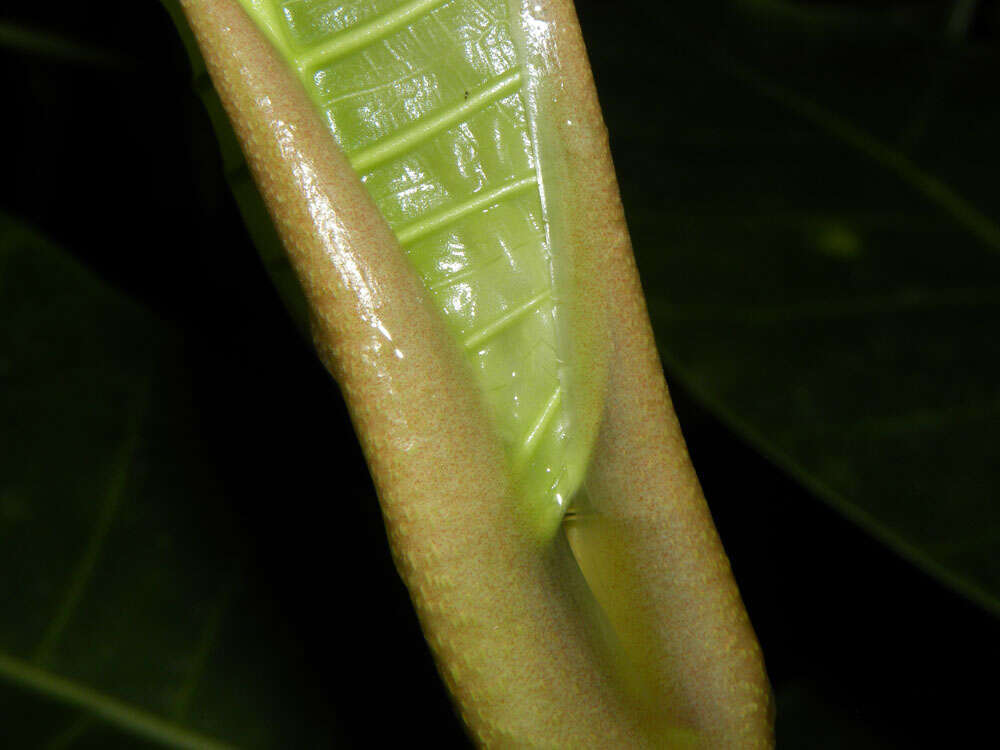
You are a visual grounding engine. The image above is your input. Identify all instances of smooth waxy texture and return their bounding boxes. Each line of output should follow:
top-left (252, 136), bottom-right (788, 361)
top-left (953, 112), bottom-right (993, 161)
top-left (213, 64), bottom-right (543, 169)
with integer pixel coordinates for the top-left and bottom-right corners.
top-left (180, 0), bottom-right (773, 746)
top-left (233, 0), bottom-right (606, 535)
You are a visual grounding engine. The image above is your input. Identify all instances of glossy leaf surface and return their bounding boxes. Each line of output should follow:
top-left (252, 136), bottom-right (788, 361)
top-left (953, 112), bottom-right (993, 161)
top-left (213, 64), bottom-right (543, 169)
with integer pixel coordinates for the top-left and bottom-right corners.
top-left (232, 0), bottom-right (605, 536)
top-left (218, 0), bottom-right (1000, 611)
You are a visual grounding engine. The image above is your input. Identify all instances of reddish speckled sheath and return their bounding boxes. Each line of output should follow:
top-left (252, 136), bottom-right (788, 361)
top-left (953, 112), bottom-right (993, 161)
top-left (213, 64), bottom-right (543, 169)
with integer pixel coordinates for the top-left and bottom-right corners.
top-left (179, 0), bottom-right (774, 746)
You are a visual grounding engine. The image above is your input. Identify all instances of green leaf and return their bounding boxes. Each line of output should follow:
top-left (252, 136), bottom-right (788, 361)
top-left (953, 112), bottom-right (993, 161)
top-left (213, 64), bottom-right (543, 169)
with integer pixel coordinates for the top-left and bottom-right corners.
top-left (160, 0), bottom-right (1000, 612)
top-left (177, 0), bottom-right (611, 537)
top-left (0, 214), bottom-right (340, 747)
top-left (584, 2), bottom-right (1000, 612)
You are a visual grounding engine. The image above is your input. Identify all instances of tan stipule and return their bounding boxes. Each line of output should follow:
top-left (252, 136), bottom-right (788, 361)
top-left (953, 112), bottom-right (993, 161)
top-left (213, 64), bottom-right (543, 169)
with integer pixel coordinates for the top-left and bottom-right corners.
top-left (179, 0), bottom-right (774, 746)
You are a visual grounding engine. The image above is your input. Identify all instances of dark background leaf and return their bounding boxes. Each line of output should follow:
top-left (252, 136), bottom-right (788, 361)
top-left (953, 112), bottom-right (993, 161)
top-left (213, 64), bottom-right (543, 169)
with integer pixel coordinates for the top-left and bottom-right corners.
top-left (1, 0), bottom-right (998, 747)
top-left (591, 0), bottom-right (1000, 613)
top-left (0, 213), bottom-right (340, 747)
top-left (0, 2), bottom-right (466, 746)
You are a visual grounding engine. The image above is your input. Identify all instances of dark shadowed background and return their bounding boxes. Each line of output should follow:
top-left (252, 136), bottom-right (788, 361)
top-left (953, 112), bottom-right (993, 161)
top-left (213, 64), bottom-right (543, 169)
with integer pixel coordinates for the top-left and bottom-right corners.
top-left (1, 0), bottom-right (998, 746)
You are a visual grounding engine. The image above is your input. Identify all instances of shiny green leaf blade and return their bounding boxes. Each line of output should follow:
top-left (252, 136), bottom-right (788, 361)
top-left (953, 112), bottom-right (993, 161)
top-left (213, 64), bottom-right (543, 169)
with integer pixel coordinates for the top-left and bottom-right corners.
top-left (225, 0), bottom-right (609, 536)
top-left (0, 215), bottom-right (339, 747)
